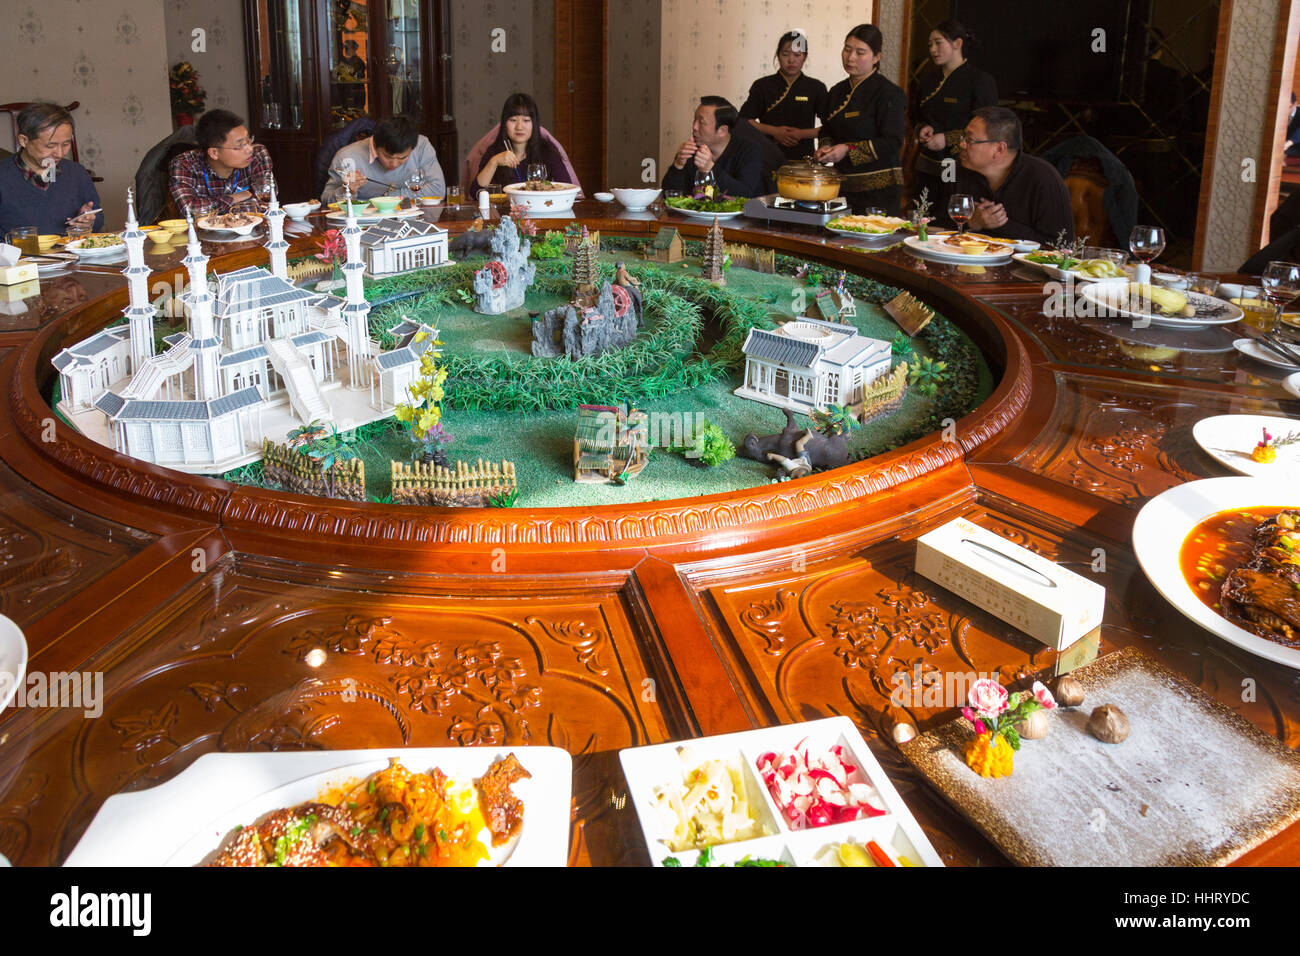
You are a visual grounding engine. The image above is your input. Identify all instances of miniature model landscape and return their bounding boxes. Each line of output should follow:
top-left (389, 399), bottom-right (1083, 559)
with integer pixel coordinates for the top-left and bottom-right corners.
top-left (49, 202), bottom-right (993, 508)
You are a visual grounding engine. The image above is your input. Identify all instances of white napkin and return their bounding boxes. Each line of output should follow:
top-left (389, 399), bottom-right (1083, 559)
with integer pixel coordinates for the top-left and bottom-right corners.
top-left (0, 243), bottom-right (19, 267)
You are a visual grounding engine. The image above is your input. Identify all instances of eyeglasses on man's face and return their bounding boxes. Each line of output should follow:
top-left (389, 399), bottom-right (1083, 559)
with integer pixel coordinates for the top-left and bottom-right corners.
top-left (218, 135), bottom-right (256, 152)
top-left (959, 132), bottom-right (998, 146)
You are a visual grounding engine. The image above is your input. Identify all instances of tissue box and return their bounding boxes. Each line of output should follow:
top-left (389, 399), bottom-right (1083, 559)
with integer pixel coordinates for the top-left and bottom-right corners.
top-left (915, 517), bottom-right (1105, 651)
top-left (0, 279), bottom-right (39, 302)
top-left (0, 263), bottom-right (38, 285)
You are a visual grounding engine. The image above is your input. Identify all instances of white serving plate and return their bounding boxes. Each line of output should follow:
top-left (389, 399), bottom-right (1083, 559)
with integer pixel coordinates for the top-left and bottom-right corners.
top-left (1078, 282), bottom-right (1244, 328)
top-left (1132, 477), bottom-right (1300, 670)
top-left (324, 205), bottom-right (422, 224)
top-left (503, 181), bottom-right (580, 214)
top-left (902, 233), bottom-right (1013, 264)
top-left (825, 224), bottom-right (907, 242)
top-left (1193, 414), bottom-right (1300, 479)
top-left (1285, 371), bottom-right (1300, 398)
top-left (619, 716), bottom-right (943, 867)
top-left (64, 746), bottom-right (571, 867)
top-left (196, 213), bottom-right (264, 235)
top-left (1011, 251), bottom-right (1128, 284)
top-left (1234, 337), bottom-right (1300, 370)
top-left (0, 614), bottom-right (27, 714)
top-left (666, 205), bottom-right (745, 222)
top-left (63, 237), bottom-right (126, 259)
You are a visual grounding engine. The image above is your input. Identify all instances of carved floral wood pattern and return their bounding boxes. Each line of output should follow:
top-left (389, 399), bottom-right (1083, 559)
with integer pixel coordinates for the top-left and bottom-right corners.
top-left (1012, 376), bottom-right (1250, 506)
top-left (5, 222), bottom-right (1300, 866)
top-left (0, 564), bottom-right (683, 865)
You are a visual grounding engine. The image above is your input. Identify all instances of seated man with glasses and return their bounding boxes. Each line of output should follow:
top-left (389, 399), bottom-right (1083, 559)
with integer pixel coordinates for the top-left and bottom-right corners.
top-left (168, 109), bottom-right (274, 218)
top-left (937, 106), bottom-right (1072, 245)
top-left (0, 102), bottom-right (102, 237)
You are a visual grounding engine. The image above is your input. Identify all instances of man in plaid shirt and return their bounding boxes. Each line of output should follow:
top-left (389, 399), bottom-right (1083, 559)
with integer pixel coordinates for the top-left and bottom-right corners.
top-left (168, 109), bottom-right (274, 218)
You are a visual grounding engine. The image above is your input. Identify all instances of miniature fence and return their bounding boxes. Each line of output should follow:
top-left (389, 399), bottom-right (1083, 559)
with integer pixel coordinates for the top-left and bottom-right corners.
top-left (262, 439), bottom-right (367, 501)
top-left (287, 258), bottom-right (332, 282)
top-left (724, 243), bottom-right (775, 273)
top-left (859, 363), bottom-right (909, 424)
top-left (390, 458), bottom-right (517, 507)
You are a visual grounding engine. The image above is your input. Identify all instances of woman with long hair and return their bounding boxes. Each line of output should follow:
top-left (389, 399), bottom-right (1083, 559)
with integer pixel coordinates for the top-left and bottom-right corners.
top-left (739, 30), bottom-right (828, 161)
top-left (469, 92), bottom-right (578, 199)
top-left (911, 20), bottom-right (997, 203)
top-left (812, 24), bottom-right (907, 215)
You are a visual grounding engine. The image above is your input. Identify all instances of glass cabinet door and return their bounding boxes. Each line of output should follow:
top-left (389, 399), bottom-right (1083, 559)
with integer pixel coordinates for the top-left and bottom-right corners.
top-left (384, 0), bottom-right (423, 119)
top-left (327, 0), bottom-right (372, 128)
top-left (250, 0), bottom-right (306, 130)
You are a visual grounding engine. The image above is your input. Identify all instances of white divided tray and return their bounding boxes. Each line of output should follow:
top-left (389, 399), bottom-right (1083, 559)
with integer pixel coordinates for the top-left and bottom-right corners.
top-left (620, 716), bottom-right (943, 867)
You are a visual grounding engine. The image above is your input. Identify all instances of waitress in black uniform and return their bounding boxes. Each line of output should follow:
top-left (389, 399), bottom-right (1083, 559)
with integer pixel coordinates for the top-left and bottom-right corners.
top-left (813, 24), bottom-right (906, 215)
top-left (911, 20), bottom-right (998, 203)
top-left (739, 31), bottom-right (829, 161)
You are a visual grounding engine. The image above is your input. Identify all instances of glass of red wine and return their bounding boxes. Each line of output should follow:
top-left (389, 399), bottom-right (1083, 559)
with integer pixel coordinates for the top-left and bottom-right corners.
top-left (1128, 226), bottom-right (1166, 268)
top-left (947, 194), bottom-right (974, 236)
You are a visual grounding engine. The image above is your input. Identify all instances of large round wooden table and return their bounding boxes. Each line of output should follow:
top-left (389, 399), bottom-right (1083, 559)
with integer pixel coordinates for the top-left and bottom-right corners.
top-left (1, 202), bottom-right (1297, 866)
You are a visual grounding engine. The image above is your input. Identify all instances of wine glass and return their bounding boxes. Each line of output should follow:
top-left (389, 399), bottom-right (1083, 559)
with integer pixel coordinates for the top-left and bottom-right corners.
top-left (403, 172), bottom-right (424, 200)
top-left (526, 163), bottom-right (548, 184)
top-left (1128, 226), bottom-right (1166, 267)
top-left (947, 194), bottom-right (974, 236)
top-left (1260, 260), bottom-right (1300, 331)
top-left (694, 169), bottom-right (717, 200)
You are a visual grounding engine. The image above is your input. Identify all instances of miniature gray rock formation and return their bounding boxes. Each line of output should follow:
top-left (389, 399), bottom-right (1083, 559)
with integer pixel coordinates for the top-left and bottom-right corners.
top-left (473, 216), bottom-right (536, 314)
top-left (742, 408), bottom-right (850, 471)
top-left (531, 281), bottom-right (637, 359)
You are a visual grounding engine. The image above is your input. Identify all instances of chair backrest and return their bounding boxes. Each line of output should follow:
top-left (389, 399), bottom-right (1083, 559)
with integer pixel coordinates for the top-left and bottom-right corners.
top-left (0, 100), bottom-right (84, 165)
top-left (313, 116), bottom-right (376, 198)
top-left (1064, 158), bottom-right (1118, 248)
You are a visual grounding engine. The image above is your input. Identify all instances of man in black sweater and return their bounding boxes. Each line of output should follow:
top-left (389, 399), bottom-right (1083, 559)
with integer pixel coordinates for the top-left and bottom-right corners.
top-left (938, 106), bottom-right (1074, 245)
top-left (662, 96), bottom-right (766, 198)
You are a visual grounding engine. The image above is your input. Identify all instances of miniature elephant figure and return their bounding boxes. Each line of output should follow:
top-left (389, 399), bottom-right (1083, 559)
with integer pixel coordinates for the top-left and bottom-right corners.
top-left (743, 408), bottom-right (850, 472)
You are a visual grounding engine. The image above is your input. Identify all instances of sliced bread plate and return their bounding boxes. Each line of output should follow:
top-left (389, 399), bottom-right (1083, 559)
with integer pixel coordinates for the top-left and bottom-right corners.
top-left (903, 233), bottom-right (1013, 264)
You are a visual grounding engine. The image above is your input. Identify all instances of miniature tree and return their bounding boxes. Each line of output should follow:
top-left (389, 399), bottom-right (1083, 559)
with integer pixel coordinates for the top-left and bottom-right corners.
top-left (302, 424), bottom-right (358, 498)
top-left (690, 419), bottom-right (735, 466)
top-left (393, 330), bottom-right (453, 465)
top-left (701, 217), bottom-right (726, 284)
top-left (810, 404), bottom-right (861, 438)
top-left (908, 356), bottom-right (949, 396)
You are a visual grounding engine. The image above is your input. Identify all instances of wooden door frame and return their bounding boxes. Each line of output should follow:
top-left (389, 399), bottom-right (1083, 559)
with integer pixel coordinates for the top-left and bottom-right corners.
top-left (553, 0), bottom-right (609, 191)
top-left (1194, 0), bottom-right (1300, 267)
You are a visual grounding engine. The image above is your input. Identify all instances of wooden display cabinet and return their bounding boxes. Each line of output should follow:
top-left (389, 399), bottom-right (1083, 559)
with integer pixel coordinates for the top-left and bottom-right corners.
top-left (242, 0), bottom-right (458, 201)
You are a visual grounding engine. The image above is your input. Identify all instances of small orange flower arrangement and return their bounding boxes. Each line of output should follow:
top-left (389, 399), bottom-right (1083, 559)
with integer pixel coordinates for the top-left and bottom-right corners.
top-left (962, 678), bottom-right (1056, 779)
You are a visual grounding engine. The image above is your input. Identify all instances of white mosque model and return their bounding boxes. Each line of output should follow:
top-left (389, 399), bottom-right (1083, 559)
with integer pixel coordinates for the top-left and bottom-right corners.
top-left (52, 186), bottom-right (442, 474)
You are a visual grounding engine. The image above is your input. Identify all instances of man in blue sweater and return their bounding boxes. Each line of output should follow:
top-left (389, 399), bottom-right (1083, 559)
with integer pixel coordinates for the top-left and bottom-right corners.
top-left (0, 103), bottom-right (101, 237)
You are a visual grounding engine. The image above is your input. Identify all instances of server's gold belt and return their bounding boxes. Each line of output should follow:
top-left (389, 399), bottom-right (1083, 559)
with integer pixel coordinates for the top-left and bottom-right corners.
top-left (841, 167), bottom-right (904, 191)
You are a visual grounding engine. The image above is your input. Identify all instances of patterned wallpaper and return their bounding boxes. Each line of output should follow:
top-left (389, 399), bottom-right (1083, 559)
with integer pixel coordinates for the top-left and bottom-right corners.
top-left (1199, 0), bottom-right (1281, 271)
top-left (657, 0), bottom-right (880, 165)
top-left (10, 0), bottom-right (173, 227)
top-left (608, 0), bottom-right (660, 186)
top-left (876, 0), bottom-right (903, 86)
top-left (450, 0), bottom-right (554, 182)
top-left (162, 0), bottom-right (249, 127)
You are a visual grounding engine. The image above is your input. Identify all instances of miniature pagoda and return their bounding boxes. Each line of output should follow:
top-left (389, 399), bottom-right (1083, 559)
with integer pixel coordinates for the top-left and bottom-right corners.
top-left (572, 235), bottom-right (600, 305)
top-left (701, 216), bottom-right (726, 285)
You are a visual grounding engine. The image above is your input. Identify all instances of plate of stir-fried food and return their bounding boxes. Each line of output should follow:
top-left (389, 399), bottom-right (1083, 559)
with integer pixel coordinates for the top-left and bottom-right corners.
top-left (63, 747), bottom-right (571, 866)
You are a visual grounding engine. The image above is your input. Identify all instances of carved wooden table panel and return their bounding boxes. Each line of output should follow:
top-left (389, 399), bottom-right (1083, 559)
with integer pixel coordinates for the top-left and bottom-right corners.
top-left (2, 207), bottom-right (1299, 867)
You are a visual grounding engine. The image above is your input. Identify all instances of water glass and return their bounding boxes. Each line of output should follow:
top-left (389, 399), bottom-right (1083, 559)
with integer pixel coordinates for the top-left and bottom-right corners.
top-left (1237, 286), bottom-right (1277, 332)
top-left (6, 226), bottom-right (38, 256)
top-left (1186, 273), bottom-right (1219, 297)
top-left (446, 185), bottom-right (462, 207)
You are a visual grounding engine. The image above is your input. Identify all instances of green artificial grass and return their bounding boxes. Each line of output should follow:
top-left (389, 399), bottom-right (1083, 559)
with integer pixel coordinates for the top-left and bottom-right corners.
top-left (55, 238), bottom-right (995, 507)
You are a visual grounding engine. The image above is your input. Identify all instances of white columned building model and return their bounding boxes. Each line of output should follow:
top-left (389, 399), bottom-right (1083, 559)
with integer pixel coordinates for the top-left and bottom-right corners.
top-left (122, 188), bottom-right (156, 373)
top-left (52, 188), bottom-right (448, 474)
top-left (264, 181), bottom-right (289, 280)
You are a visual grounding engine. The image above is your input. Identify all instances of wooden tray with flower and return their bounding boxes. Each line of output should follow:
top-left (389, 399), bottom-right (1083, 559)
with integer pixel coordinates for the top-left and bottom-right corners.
top-left (900, 647), bottom-right (1300, 866)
